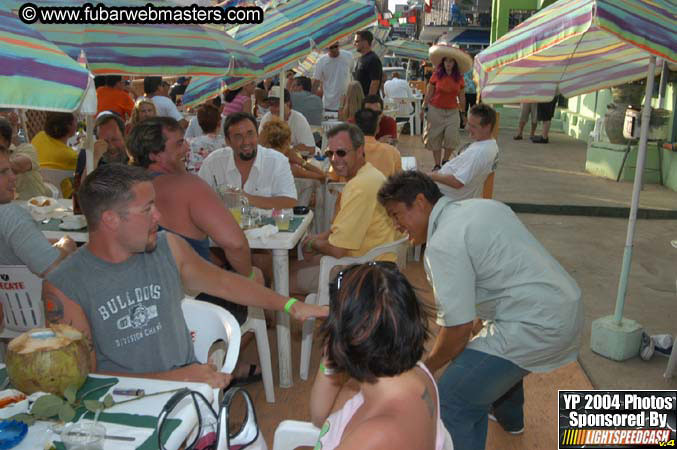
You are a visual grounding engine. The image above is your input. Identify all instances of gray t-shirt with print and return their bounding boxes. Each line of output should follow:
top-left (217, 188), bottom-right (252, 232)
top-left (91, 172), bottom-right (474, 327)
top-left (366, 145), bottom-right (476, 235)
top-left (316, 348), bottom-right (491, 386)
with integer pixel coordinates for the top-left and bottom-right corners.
top-left (0, 203), bottom-right (59, 274)
top-left (47, 232), bottom-right (197, 373)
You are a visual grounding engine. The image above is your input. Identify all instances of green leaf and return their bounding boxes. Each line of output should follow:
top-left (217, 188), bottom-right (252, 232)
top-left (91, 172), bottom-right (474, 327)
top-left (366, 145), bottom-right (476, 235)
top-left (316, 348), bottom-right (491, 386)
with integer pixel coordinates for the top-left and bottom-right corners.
top-left (84, 399), bottom-right (103, 412)
top-left (63, 384), bottom-right (78, 404)
top-left (9, 413), bottom-right (36, 425)
top-left (31, 395), bottom-right (64, 419)
top-left (103, 394), bottom-right (114, 409)
top-left (58, 403), bottom-right (76, 422)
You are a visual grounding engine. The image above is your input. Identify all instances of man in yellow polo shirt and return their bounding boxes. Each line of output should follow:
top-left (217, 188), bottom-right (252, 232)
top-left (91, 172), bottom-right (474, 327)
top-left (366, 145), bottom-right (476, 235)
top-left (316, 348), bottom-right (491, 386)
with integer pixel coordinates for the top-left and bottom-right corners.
top-left (292, 123), bottom-right (399, 294)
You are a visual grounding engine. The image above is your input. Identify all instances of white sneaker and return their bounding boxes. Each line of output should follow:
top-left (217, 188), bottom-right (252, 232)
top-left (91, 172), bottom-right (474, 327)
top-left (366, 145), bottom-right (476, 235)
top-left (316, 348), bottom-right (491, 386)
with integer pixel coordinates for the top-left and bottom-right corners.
top-left (488, 412), bottom-right (525, 435)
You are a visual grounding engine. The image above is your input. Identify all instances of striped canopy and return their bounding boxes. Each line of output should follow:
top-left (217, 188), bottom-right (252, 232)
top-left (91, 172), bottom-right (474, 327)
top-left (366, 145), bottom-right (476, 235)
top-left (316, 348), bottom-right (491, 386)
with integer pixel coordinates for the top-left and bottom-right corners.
top-left (13, 0), bottom-right (263, 78)
top-left (475, 0), bottom-right (676, 104)
top-left (182, 0), bottom-right (376, 107)
top-left (0, 6), bottom-right (92, 111)
top-left (385, 39), bottom-right (430, 61)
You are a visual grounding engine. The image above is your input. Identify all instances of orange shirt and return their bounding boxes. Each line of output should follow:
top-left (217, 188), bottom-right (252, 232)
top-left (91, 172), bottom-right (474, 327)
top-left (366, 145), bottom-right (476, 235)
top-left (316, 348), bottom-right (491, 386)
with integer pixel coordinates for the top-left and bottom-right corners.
top-left (96, 86), bottom-right (134, 119)
top-left (429, 73), bottom-right (464, 110)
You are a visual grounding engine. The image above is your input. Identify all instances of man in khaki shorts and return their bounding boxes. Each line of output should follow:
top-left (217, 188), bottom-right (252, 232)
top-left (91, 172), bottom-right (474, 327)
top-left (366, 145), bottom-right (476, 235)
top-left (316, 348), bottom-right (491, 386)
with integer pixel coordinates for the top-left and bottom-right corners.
top-left (423, 43), bottom-right (472, 170)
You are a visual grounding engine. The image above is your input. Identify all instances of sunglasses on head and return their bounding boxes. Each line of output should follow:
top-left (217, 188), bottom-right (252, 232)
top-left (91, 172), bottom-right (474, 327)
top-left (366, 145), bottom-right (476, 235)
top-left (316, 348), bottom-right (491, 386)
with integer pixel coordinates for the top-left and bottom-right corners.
top-left (324, 148), bottom-right (352, 158)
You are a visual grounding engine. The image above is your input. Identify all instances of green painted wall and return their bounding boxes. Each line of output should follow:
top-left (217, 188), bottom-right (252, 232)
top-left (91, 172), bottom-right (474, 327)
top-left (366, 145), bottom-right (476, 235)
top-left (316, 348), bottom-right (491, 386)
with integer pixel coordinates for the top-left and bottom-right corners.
top-left (490, 0), bottom-right (538, 43)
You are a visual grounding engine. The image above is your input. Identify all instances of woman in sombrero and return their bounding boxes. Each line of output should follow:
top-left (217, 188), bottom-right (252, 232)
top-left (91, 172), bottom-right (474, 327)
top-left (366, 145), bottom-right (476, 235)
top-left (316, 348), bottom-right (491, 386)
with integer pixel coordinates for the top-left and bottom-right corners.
top-left (422, 43), bottom-right (472, 171)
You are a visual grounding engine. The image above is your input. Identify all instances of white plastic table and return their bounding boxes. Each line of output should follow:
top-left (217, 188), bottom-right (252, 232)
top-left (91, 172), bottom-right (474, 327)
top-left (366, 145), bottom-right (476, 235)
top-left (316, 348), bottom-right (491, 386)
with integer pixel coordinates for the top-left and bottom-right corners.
top-left (6, 371), bottom-right (212, 450)
top-left (246, 211), bottom-right (314, 387)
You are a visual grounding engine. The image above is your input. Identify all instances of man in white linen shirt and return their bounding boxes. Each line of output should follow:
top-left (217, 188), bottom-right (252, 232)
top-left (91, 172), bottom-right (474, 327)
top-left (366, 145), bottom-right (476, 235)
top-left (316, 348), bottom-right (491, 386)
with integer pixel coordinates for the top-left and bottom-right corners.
top-left (427, 104), bottom-right (498, 201)
top-left (383, 72), bottom-right (414, 116)
top-left (312, 42), bottom-right (354, 113)
top-left (259, 87), bottom-right (316, 155)
top-left (198, 112), bottom-right (297, 209)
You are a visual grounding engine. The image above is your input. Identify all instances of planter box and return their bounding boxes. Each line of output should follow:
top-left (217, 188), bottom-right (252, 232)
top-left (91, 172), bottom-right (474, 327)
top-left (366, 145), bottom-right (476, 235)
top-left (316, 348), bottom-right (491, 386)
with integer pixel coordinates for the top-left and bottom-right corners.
top-left (585, 141), bottom-right (662, 184)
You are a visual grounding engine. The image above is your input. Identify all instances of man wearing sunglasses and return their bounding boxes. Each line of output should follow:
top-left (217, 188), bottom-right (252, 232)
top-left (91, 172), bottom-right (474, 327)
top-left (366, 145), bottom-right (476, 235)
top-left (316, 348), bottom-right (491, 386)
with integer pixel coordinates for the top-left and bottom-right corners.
top-left (313, 42), bottom-right (354, 114)
top-left (292, 123), bottom-right (399, 294)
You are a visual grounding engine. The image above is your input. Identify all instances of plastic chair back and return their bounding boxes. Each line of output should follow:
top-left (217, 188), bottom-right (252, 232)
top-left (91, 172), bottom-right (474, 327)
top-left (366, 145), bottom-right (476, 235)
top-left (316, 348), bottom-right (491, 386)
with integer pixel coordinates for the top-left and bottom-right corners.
top-left (0, 265), bottom-right (44, 339)
top-left (181, 298), bottom-right (241, 374)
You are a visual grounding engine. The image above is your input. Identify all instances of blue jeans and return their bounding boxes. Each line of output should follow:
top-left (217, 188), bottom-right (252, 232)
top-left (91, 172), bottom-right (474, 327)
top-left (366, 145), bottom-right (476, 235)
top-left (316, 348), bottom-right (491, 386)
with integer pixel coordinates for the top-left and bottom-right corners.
top-left (438, 349), bottom-right (529, 450)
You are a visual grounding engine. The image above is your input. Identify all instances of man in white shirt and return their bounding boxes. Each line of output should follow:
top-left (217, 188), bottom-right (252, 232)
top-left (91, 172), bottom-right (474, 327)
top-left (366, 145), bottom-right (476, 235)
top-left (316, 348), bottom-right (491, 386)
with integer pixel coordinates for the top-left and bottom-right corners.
top-left (427, 104), bottom-right (498, 201)
top-left (199, 112), bottom-right (297, 209)
top-left (144, 77), bottom-right (187, 129)
top-left (259, 87), bottom-right (316, 155)
top-left (383, 72), bottom-right (414, 116)
top-left (312, 42), bottom-right (354, 113)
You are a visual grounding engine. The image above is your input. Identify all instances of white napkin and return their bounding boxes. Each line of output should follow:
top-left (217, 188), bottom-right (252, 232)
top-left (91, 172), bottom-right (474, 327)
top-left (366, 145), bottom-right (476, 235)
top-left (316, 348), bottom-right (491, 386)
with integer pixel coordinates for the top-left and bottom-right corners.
top-left (244, 224), bottom-right (278, 240)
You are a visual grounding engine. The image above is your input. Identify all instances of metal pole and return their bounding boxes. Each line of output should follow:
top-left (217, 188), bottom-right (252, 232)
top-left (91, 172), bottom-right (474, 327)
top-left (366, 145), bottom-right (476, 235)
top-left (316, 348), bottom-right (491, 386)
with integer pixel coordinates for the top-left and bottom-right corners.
top-left (613, 55), bottom-right (657, 324)
top-left (658, 59), bottom-right (668, 109)
top-left (279, 68), bottom-right (286, 120)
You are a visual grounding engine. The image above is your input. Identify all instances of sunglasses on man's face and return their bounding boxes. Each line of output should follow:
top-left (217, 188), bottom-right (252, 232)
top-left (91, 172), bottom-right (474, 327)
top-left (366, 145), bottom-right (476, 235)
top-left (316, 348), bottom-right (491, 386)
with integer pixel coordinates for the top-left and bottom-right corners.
top-left (324, 148), bottom-right (353, 159)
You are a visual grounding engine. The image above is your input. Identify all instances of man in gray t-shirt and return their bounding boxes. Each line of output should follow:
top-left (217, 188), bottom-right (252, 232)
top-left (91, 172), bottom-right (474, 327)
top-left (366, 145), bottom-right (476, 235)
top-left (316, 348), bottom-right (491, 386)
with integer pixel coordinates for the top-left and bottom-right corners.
top-left (379, 171), bottom-right (583, 450)
top-left (0, 147), bottom-right (75, 276)
top-left (44, 164), bottom-right (327, 388)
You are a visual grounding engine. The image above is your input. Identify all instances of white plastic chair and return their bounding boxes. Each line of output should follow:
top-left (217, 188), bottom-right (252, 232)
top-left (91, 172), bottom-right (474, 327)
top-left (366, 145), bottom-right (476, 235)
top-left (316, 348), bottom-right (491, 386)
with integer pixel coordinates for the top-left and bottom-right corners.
top-left (0, 265), bottom-right (44, 340)
top-left (39, 168), bottom-right (73, 197)
top-left (392, 97), bottom-right (416, 135)
top-left (299, 237), bottom-right (409, 380)
top-left (273, 420), bottom-right (321, 450)
top-left (240, 306), bottom-right (275, 403)
top-left (42, 182), bottom-right (60, 198)
top-left (181, 298), bottom-right (241, 405)
top-left (273, 418), bottom-right (454, 450)
top-left (182, 294), bottom-right (275, 403)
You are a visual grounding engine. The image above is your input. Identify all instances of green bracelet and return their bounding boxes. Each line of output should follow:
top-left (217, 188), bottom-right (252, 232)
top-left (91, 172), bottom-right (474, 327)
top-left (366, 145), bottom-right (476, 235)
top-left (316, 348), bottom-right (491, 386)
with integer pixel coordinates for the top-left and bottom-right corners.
top-left (305, 238), bottom-right (315, 252)
top-left (319, 361), bottom-right (336, 375)
top-left (284, 297), bottom-right (299, 314)
top-left (248, 269), bottom-right (256, 280)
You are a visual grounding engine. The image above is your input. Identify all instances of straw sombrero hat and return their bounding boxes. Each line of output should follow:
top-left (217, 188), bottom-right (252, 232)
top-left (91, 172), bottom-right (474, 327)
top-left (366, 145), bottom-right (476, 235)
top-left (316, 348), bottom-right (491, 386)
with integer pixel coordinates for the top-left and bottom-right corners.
top-left (429, 43), bottom-right (472, 73)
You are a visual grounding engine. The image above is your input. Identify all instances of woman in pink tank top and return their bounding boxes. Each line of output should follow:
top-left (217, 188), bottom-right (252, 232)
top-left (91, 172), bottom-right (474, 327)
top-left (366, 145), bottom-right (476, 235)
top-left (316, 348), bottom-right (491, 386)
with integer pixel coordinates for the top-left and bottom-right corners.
top-left (309, 262), bottom-right (454, 450)
top-left (222, 81), bottom-right (255, 117)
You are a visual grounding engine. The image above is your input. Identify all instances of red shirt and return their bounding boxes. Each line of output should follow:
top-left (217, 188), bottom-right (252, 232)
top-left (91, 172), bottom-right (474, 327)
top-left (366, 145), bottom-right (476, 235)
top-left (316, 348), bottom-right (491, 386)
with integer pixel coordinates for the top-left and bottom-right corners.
top-left (96, 86), bottom-right (135, 120)
top-left (347, 115), bottom-right (397, 140)
top-left (375, 115), bottom-right (397, 140)
top-left (429, 73), bottom-right (464, 110)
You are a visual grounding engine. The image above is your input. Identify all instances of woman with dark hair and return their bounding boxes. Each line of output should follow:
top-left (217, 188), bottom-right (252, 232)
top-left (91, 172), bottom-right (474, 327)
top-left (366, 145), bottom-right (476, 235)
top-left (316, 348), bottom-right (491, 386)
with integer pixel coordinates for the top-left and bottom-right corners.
top-left (422, 43), bottom-right (472, 171)
top-left (31, 112), bottom-right (78, 171)
top-left (222, 81), bottom-right (255, 117)
top-left (310, 262), bottom-right (453, 450)
top-left (187, 103), bottom-right (225, 173)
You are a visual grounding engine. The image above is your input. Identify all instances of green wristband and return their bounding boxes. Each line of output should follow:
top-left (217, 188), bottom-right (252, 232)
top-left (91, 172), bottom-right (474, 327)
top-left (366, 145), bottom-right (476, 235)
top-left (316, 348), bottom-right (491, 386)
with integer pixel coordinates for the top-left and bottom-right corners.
top-left (248, 269), bottom-right (256, 280)
top-left (319, 361), bottom-right (336, 375)
top-left (284, 297), bottom-right (299, 314)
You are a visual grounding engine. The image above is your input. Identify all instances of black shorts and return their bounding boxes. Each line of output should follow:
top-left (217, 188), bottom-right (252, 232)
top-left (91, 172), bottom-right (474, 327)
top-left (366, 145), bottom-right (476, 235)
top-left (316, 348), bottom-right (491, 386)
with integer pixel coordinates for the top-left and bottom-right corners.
top-left (537, 97), bottom-right (558, 122)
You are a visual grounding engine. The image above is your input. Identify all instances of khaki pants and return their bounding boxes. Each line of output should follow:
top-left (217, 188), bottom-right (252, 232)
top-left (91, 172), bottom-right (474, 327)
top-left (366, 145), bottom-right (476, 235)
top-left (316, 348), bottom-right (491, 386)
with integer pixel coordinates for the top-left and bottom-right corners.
top-left (424, 104), bottom-right (460, 151)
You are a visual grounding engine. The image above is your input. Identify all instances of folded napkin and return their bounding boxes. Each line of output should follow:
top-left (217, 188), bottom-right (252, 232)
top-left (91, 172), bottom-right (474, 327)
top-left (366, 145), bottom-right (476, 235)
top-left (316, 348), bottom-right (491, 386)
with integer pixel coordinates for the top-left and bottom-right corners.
top-left (244, 224), bottom-right (278, 240)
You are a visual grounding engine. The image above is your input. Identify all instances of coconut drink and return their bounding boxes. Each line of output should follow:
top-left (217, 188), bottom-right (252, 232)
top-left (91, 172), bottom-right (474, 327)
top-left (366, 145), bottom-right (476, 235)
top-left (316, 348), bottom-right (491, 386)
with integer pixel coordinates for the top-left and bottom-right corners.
top-left (6, 324), bottom-right (90, 396)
